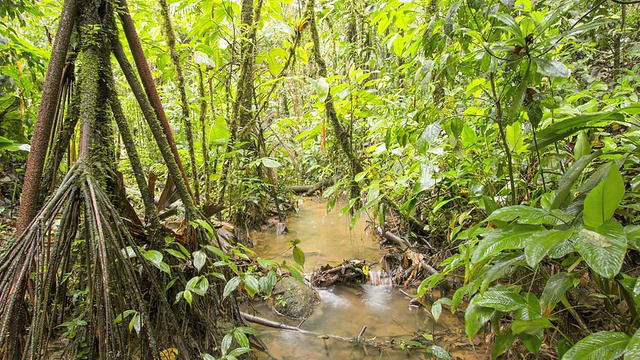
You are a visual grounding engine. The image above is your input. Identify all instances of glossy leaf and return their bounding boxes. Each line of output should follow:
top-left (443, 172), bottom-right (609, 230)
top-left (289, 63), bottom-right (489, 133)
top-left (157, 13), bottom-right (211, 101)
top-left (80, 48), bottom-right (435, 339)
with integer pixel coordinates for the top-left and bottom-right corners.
top-left (492, 330), bottom-right (517, 359)
top-left (223, 276), bottom-right (241, 299)
top-left (465, 299), bottom-right (495, 339)
top-left (487, 205), bottom-right (570, 226)
top-left (525, 229), bottom-right (573, 267)
top-left (562, 331), bottom-right (629, 360)
top-left (532, 112), bottom-right (624, 149)
top-left (472, 226), bottom-right (541, 264)
top-left (473, 289), bottom-right (527, 312)
top-left (541, 272), bottom-right (576, 311)
top-left (193, 251), bottom-right (206, 272)
top-left (574, 221), bottom-right (627, 279)
top-left (625, 327), bottom-right (640, 360)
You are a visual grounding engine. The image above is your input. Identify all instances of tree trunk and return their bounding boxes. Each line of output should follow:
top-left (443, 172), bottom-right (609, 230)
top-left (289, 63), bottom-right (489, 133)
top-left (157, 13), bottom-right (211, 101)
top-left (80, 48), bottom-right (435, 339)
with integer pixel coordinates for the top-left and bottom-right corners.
top-left (16, 0), bottom-right (76, 237)
top-left (158, 0), bottom-right (200, 204)
top-left (305, 0), bottom-right (363, 202)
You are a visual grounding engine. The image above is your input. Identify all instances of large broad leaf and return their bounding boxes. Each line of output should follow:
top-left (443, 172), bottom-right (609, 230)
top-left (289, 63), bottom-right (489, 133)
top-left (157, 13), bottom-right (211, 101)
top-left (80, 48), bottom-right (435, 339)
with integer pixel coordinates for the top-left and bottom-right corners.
top-left (540, 272), bottom-right (577, 311)
top-left (472, 226), bottom-right (542, 264)
top-left (550, 150), bottom-right (602, 210)
top-left (525, 229), bottom-right (574, 268)
top-left (487, 205), bottom-right (571, 226)
top-left (531, 111), bottom-right (624, 149)
top-left (464, 300), bottom-right (495, 339)
top-left (473, 288), bottom-right (527, 312)
top-left (562, 331), bottom-right (629, 360)
top-left (533, 58), bottom-right (570, 78)
top-left (625, 327), bottom-right (640, 360)
top-left (574, 221), bottom-right (627, 279)
top-left (583, 164), bottom-right (624, 228)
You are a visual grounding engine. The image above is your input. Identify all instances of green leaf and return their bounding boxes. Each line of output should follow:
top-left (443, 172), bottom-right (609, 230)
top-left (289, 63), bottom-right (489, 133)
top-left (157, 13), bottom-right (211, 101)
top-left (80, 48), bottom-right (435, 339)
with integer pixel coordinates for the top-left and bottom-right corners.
top-left (550, 150), bottom-right (602, 209)
top-left (583, 164), bottom-right (624, 228)
top-left (193, 251), bottom-right (206, 272)
top-left (562, 331), bottom-right (629, 360)
top-left (533, 58), bottom-right (570, 78)
top-left (491, 13), bottom-right (524, 42)
top-left (520, 332), bottom-right (544, 354)
top-left (525, 229), bottom-right (573, 267)
top-left (221, 332), bottom-right (233, 356)
top-left (428, 345), bottom-right (451, 359)
top-left (574, 131), bottom-right (590, 159)
top-left (474, 289), bottom-right (527, 312)
top-left (261, 157), bottom-right (282, 168)
top-left (223, 277), bottom-right (242, 299)
top-left (511, 317), bottom-right (553, 335)
top-left (540, 272), bottom-right (576, 310)
top-left (316, 77), bottom-right (329, 102)
top-left (472, 226), bottom-right (541, 264)
top-left (444, 2), bottom-right (461, 36)
top-left (244, 275), bottom-right (260, 297)
top-left (183, 289), bottom-right (193, 306)
top-left (465, 299), bottom-right (495, 339)
top-left (166, 248), bottom-right (186, 260)
top-left (143, 249), bottom-right (163, 264)
top-left (487, 205), bottom-right (569, 226)
top-left (532, 112), bottom-right (623, 149)
top-left (625, 327), bottom-right (640, 360)
top-left (492, 331), bottom-right (517, 359)
top-left (292, 246), bottom-right (305, 267)
top-left (574, 221), bottom-right (627, 279)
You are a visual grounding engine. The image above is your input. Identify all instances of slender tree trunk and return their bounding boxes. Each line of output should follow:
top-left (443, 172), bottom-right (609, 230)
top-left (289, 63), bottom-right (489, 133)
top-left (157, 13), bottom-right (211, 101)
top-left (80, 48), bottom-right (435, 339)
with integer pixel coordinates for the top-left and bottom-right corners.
top-left (16, 0), bottom-right (76, 237)
top-left (108, 77), bottom-right (163, 240)
top-left (158, 0), bottom-right (200, 204)
top-left (305, 0), bottom-right (363, 200)
top-left (116, 0), bottom-right (193, 201)
top-left (218, 0), bottom-right (263, 201)
top-left (198, 66), bottom-right (211, 203)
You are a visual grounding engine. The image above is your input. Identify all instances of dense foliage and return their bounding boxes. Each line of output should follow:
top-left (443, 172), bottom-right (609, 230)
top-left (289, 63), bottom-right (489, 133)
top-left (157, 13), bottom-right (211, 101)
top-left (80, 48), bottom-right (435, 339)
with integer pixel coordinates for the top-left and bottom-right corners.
top-left (2, 0), bottom-right (640, 358)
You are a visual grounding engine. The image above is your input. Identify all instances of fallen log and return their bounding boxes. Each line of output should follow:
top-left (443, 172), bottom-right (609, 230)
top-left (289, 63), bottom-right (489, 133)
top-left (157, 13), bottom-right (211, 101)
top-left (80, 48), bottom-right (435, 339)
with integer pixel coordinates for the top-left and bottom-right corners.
top-left (289, 177), bottom-right (337, 196)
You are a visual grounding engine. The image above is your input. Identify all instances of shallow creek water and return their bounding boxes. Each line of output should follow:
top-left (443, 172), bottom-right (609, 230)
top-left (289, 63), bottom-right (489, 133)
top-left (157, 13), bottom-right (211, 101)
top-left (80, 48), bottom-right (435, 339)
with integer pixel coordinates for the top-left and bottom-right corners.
top-left (249, 198), bottom-right (481, 359)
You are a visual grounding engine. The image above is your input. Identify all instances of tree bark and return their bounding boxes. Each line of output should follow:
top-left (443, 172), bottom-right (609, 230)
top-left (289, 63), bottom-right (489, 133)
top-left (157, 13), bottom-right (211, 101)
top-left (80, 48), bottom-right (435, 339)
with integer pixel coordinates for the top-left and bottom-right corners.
top-left (111, 5), bottom-right (199, 221)
top-left (158, 0), bottom-right (200, 203)
top-left (305, 0), bottom-right (363, 201)
top-left (218, 0), bottom-right (262, 201)
top-left (16, 0), bottom-right (76, 237)
top-left (116, 0), bottom-right (193, 200)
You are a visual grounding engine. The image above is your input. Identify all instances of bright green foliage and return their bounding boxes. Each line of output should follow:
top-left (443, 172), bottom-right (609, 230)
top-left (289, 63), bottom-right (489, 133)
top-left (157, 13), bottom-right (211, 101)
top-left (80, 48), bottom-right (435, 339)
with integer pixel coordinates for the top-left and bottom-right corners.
top-left (4, 0), bottom-right (640, 358)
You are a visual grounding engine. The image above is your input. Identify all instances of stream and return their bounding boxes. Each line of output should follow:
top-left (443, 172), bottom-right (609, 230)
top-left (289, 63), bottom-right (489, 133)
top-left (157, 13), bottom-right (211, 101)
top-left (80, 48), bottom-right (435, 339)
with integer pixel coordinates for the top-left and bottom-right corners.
top-left (249, 198), bottom-right (481, 359)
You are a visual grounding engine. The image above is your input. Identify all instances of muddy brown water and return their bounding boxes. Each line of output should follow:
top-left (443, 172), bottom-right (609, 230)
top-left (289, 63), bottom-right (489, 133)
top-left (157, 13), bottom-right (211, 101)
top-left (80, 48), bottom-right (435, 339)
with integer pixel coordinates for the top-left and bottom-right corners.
top-left (249, 198), bottom-right (485, 359)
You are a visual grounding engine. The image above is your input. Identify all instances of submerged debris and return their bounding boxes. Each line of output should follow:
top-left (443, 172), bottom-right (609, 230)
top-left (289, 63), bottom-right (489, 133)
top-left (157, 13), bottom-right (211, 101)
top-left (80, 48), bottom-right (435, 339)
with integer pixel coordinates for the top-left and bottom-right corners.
top-left (310, 259), bottom-right (371, 287)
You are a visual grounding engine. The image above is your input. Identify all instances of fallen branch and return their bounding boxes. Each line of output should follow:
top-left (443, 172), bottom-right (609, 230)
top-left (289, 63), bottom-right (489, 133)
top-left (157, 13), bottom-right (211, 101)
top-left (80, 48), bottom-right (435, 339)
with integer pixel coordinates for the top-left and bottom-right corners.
top-left (240, 311), bottom-right (354, 342)
top-left (289, 177), bottom-right (337, 196)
